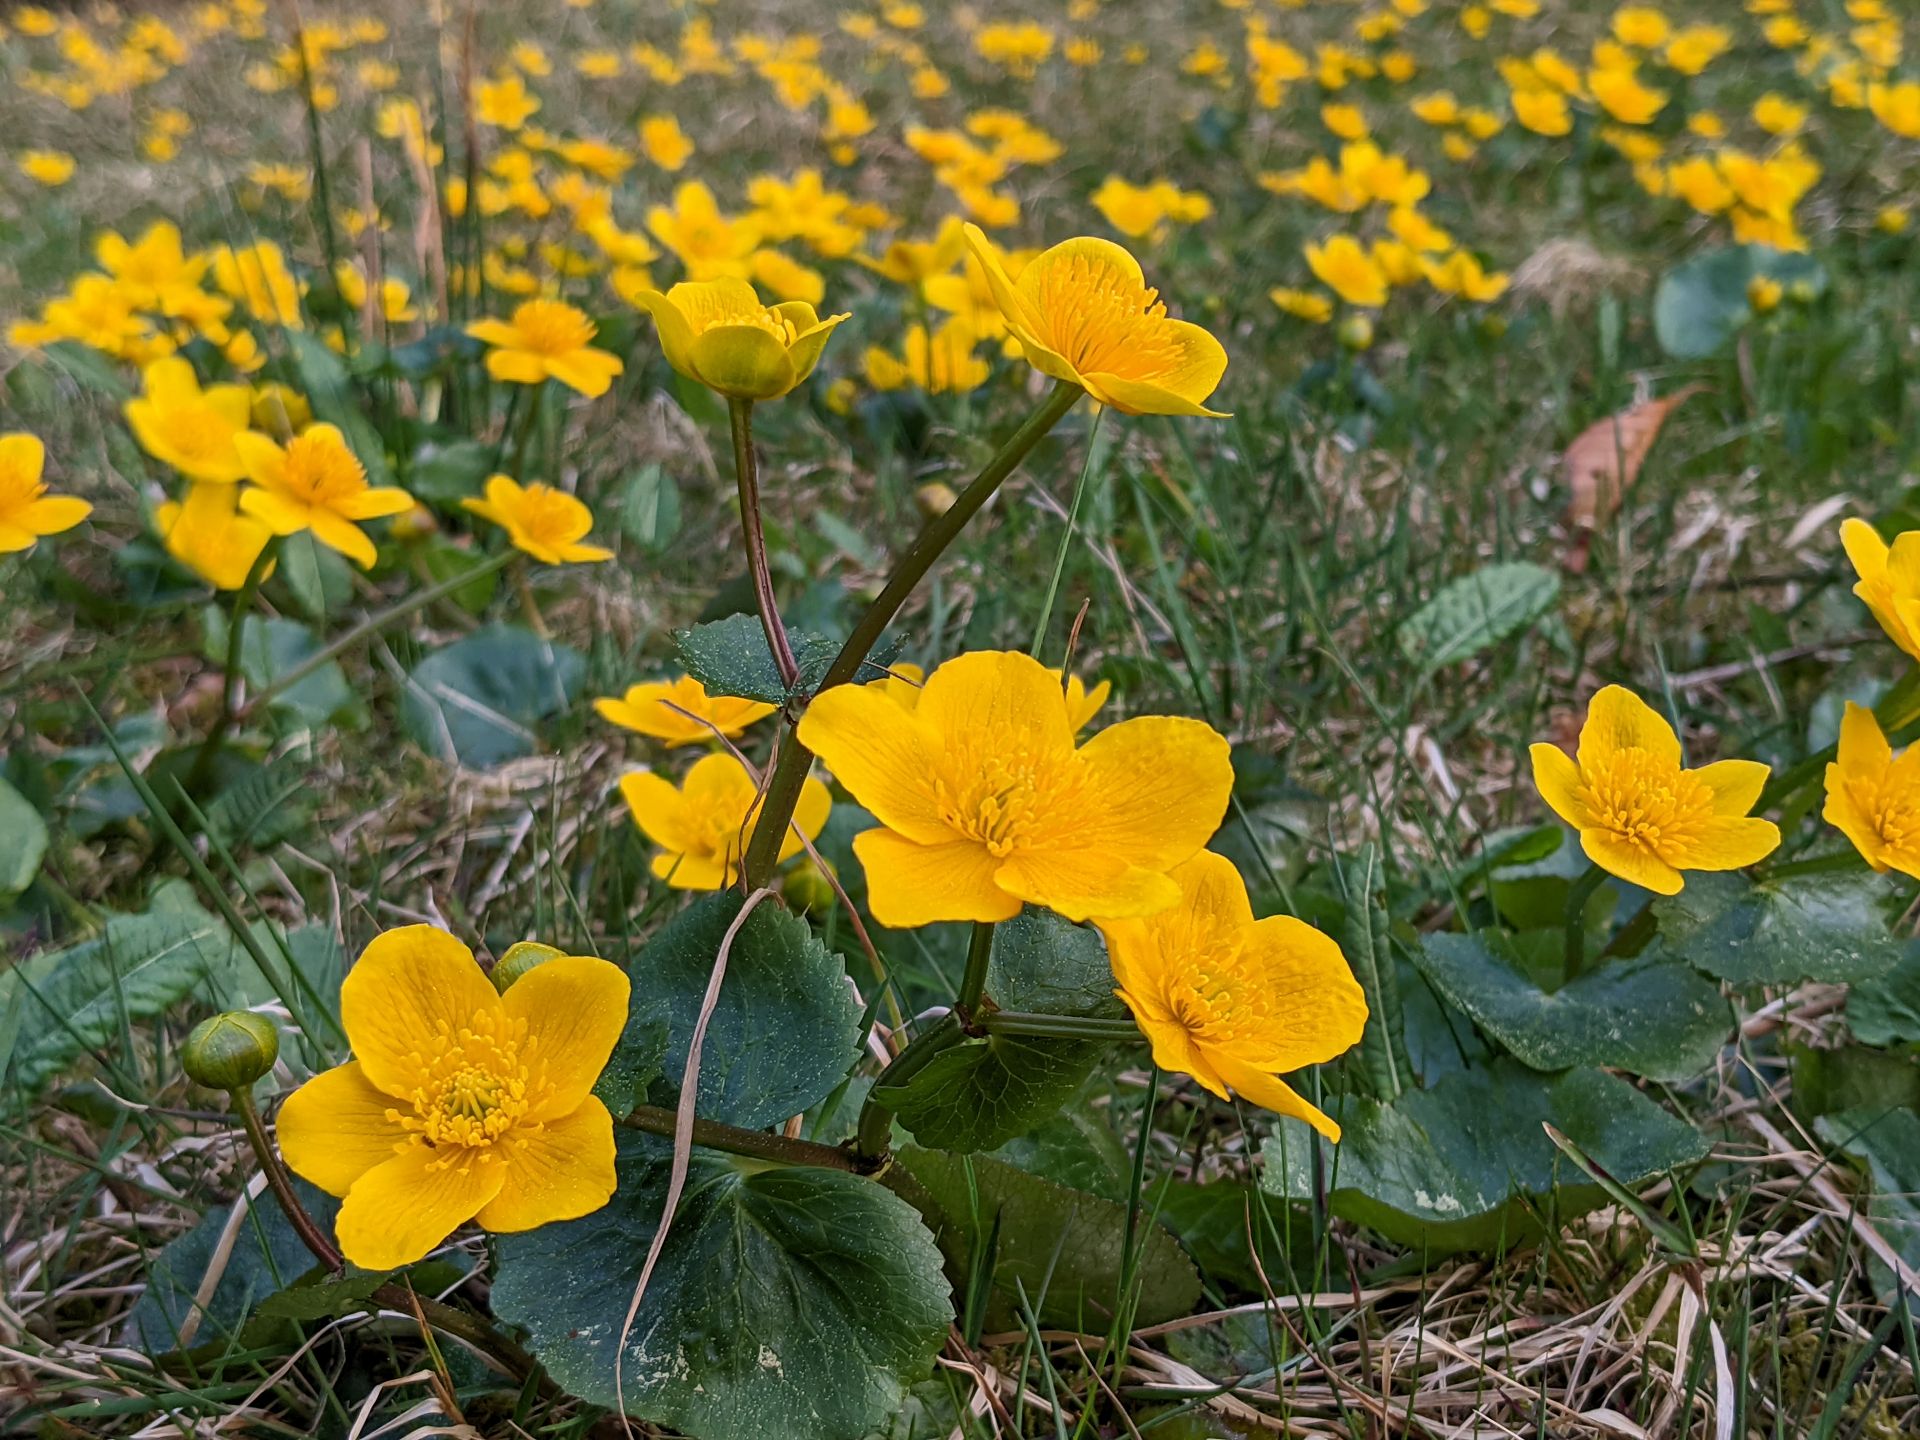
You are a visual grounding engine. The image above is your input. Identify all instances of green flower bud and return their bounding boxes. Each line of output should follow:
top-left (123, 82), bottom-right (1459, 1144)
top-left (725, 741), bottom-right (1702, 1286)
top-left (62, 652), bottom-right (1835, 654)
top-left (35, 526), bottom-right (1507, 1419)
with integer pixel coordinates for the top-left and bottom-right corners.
top-left (491, 940), bottom-right (565, 993)
top-left (1336, 313), bottom-right (1375, 352)
top-left (783, 858), bottom-right (837, 916)
top-left (183, 1011), bottom-right (280, 1091)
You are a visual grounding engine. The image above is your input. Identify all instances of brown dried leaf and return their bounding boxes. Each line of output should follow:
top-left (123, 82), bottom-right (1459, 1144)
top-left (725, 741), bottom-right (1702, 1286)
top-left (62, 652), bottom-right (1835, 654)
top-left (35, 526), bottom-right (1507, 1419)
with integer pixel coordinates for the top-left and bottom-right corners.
top-left (1563, 385), bottom-right (1707, 569)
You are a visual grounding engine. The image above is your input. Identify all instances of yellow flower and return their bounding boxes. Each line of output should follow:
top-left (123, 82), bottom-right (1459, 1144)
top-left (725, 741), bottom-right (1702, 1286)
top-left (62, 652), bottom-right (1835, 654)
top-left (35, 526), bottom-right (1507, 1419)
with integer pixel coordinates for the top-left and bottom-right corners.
top-left (1530, 685), bottom-right (1779, 895)
top-left (1665, 25), bottom-right (1730, 75)
top-left (628, 277), bottom-right (846, 401)
top-left (868, 660), bottom-right (1110, 732)
top-left (234, 424), bottom-right (412, 568)
top-left (1589, 65), bottom-right (1667, 125)
top-left (863, 319), bottom-right (990, 395)
top-left (638, 114), bottom-right (694, 170)
top-left (1097, 851), bottom-right (1366, 1138)
top-left (1320, 102), bottom-right (1368, 139)
top-left (1747, 275), bottom-right (1783, 314)
top-left (646, 180), bottom-right (761, 280)
top-left (1269, 287), bottom-right (1334, 323)
top-left (1611, 6), bottom-right (1670, 48)
top-left (461, 474), bottom-right (613, 564)
top-left (1841, 518), bottom-right (1920, 661)
top-left (125, 357), bottom-right (254, 483)
top-left (20, 150), bottom-right (76, 186)
top-left (1422, 251), bottom-right (1510, 301)
top-left (1825, 704), bottom-right (1920, 879)
top-left (1090, 176), bottom-right (1169, 242)
top-left (620, 752), bottom-right (831, 889)
top-left (798, 650), bottom-right (1233, 927)
top-left (0, 433), bottom-right (90, 553)
top-left (1869, 81), bottom-right (1920, 139)
top-left (155, 481), bottom-right (276, 589)
top-left (475, 73), bottom-right (540, 129)
top-left (1304, 235), bottom-right (1388, 307)
top-left (1512, 87), bottom-right (1573, 135)
top-left (963, 225), bottom-right (1227, 417)
top-left (1752, 93), bottom-right (1806, 136)
top-left (276, 926), bottom-right (627, 1270)
top-left (595, 674), bottom-right (775, 746)
top-left (211, 241), bottom-right (304, 328)
top-left (467, 299), bottom-right (623, 398)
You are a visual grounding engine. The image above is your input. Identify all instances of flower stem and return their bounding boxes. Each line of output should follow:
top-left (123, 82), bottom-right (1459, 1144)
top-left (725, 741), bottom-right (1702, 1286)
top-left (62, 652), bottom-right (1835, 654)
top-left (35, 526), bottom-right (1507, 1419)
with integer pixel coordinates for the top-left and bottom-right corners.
top-left (187, 541), bottom-right (276, 794)
top-left (238, 550), bottom-right (514, 719)
top-left (739, 379), bottom-right (1084, 889)
top-left (728, 396), bottom-right (800, 690)
top-left (619, 1103), bottom-right (859, 1172)
top-left (513, 557), bottom-right (548, 638)
top-left (852, 1011), bottom-right (967, 1165)
top-left (955, 920), bottom-right (996, 1026)
top-left (508, 379), bottom-right (546, 479)
top-left (1029, 402), bottom-right (1106, 659)
top-left (980, 1011), bottom-right (1144, 1041)
top-left (1561, 861), bottom-right (1607, 983)
top-left (232, 1087), bottom-right (343, 1271)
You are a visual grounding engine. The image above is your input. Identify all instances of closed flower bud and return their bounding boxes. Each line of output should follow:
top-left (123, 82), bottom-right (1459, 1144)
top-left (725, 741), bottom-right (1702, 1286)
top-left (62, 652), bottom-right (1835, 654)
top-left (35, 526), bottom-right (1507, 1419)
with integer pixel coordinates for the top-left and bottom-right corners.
top-left (783, 858), bottom-right (837, 915)
top-left (1336, 314), bottom-right (1375, 352)
top-left (389, 502), bottom-right (438, 542)
top-left (915, 482), bottom-right (957, 518)
top-left (825, 377), bottom-right (859, 415)
top-left (182, 1011), bottom-right (280, 1091)
top-left (491, 939), bottom-right (565, 993)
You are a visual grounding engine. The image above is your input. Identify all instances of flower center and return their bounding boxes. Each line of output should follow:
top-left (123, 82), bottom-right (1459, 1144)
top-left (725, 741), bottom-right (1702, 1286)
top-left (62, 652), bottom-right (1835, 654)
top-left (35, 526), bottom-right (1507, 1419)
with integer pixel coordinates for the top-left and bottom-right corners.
top-left (934, 744), bottom-right (1079, 858)
top-left (158, 406), bottom-right (237, 462)
top-left (1856, 775), bottom-right (1920, 854)
top-left (1579, 747), bottom-right (1715, 856)
top-left (281, 433), bottom-right (367, 503)
top-left (1028, 254), bottom-right (1184, 381)
top-left (1165, 933), bottom-right (1273, 1049)
top-left (395, 1009), bottom-right (531, 1149)
top-left (510, 299), bottom-right (594, 355)
top-left (511, 484), bottom-right (581, 543)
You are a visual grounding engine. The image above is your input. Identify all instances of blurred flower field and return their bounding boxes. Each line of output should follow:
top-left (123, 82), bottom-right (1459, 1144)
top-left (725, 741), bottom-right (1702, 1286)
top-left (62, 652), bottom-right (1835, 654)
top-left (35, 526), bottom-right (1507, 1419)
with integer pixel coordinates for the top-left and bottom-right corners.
top-left (3, 1), bottom-right (1920, 1436)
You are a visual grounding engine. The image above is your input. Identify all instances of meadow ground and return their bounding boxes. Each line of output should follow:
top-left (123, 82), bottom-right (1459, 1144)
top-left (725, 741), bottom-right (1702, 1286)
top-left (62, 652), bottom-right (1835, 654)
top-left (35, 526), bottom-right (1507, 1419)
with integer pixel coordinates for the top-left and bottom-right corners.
top-left (3, 0), bottom-right (1920, 1436)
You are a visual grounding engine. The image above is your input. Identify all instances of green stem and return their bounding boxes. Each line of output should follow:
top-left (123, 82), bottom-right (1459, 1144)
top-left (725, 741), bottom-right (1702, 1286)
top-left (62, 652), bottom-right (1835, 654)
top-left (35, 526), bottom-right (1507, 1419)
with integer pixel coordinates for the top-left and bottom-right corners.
top-left (188, 542), bottom-right (275, 793)
top-left (620, 1103), bottom-right (857, 1172)
top-left (853, 1012), bottom-right (966, 1164)
top-left (955, 920), bottom-right (996, 1026)
top-left (239, 551), bottom-right (513, 719)
top-left (1029, 403), bottom-right (1106, 658)
top-left (739, 379), bottom-right (1084, 888)
top-left (729, 396), bottom-right (799, 689)
top-left (508, 379), bottom-right (546, 479)
top-left (233, 1088), bottom-right (343, 1271)
top-left (513, 557), bottom-right (548, 638)
top-left (1562, 862), bottom-right (1607, 983)
top-left (980, 1011), bottom-right (1145, 1041)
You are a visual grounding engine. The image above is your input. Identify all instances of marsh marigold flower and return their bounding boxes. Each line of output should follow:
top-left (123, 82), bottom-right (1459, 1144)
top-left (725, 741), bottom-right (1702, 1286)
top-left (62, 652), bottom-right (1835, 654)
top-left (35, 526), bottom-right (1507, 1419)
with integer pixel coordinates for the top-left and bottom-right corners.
top-left (233, 424), bottom-right (411, 569)
top-left (1530, 685), bottom-right (1779, 895)
top-left (1841, 518), bottom-right (1920, 662)
top-left (1097, 851), bottom-right (1367, 1138)
top-left (462, 474), bottom-right (613, 564)
top-left (467, 299), bottom-right (624, 398)
top-left (276, 925), bottom-right (628, 1270)
top-left (156, 481), bottom-right (276, 589)
top-left (799, 650), bottom-right (1233, 926)
top-left (1825, 704), bottom-right (1920, 879)
top-left (1304, 235), bottom-right (1388, 307)
top-left (0, 434), bottom-right (91, 553)
top-left (628, 277), bottom-right (847, 400)
top-left (620, 752), bottom-right (831, 889)
top-left (125, 358), bottom-right (254, 483)
top-left (867, 660), bottom-right (1109, 732)
top-left (963, 224), bottom-right (1227, 416)
top-left (595, 674), bottom-right (775, 746)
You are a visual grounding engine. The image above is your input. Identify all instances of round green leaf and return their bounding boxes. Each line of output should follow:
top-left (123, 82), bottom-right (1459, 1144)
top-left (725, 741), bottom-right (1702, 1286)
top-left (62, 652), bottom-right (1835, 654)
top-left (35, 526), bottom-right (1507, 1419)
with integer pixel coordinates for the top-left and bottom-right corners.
top-left (400, 624), bottom-right (585, 768)
top-left (1653, 871), bottom-right (1906, 986)
top-left (0, 776), bottom-right (49, 899)
top-left (1415, 933), bottom-right (1731, 1081)
top-left (493, 1131), bottom-right (951, 1440)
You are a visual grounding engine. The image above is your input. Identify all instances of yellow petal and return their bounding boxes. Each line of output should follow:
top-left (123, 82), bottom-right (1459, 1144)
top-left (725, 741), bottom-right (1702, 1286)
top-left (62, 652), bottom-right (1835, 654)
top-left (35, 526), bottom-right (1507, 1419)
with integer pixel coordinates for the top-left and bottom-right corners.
top-left (1692, 758), bottom-right (1770, 817)
top-left (233, 431), bottom-right (287, 489)
top-left (544, 348), bottom-right (623, 398)
top-left (275, 1060), bottom-right (408, 1196)
top-left (474, 1096), bottom-right (618, 1231)
top-left (340, 925), bottom-right (501, 1098)
top-left (689, 324), bottom-right (797, 398)
top-left (340, 486), bottom-right (416, 521)
top-left (1840, 516), bottom-right (1888, 580)
top-left (652, 849), bottom-right (733, 889)
top-left (503, 956), bottom-right (631, 1119)
top-left (1664, 815), bottom-right (1780, 871)
top-left (1578, 685), bottom-right (1680, 772)
top-left (994, 846), bottom-right (1180, 922)
top-left (914, 649), bottom-right (1076, 765)
top-left (0, 433), bottom-right (45, 485)
top-left (1580, 831), bottom-right (1684, 894)
top-left (1125, 1002), bottom-right (1231, 1100)
top-left (309, 509), bottom-right (379, 568)
top-left (487, 348), bottom-right (550, 385)
top-left (1529, 742), bottom-right (1588, 828)
top-left (962, 222), bottom-right (1047, 352)
top-left (620, 770), bottom-right (692, 851)
top-left (20, 495), bottom-right (91, 536)
top-left (1837, 701), bottom-right (1893, 776)
top-left (335, 1146), bottom-right (503, 1270)
top-left (466, 317), bottom-right (527, 348)
top-left (1074, 715), bottom-right (1234, 871)
top-left (629, 286), bottom-right (701, 377)
top-left (797, 683), bottom-right (949, 843)
top-left (1212, 1052), bottom-right (1343, 1141)
top-left (852, 828), bottom-right (1021, 927)
top-left (783, 311), bottom-right (849, 387)
top-left (1235, 913), bottom-right (1370, 1070)
top-left (237, 487), bottom-right (310, 537)
top-left (1081, 318), bottom-right (1229, 416)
